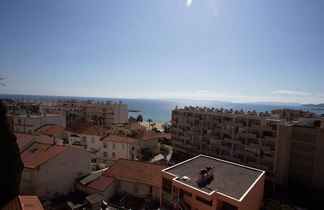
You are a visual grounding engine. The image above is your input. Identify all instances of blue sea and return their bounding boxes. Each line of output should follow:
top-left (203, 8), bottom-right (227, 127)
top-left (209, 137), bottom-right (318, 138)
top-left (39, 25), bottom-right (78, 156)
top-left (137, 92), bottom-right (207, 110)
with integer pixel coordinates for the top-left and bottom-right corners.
top-left (1, 94), bottom-right (323, 123)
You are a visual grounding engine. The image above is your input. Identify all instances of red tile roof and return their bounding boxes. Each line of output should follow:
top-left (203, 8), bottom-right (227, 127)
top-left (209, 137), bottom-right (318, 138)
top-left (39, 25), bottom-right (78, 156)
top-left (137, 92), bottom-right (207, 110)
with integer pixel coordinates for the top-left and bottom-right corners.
top-left (15, 133), bottom-right (55, 152)
top-left (87, 176), bottom-right (114, 192)
top-left (66, 122), bottom-right (112, 136)
top-left (2, 196), bottom-right (44, 210)
top-left (101, 134), bottom-right (138, 144)
top-left (21, 143), bottom-right (70, 169)
top-left (35, 124), bottom-right (65, 136)
top-left (103, 159), bottom-right (166, 187)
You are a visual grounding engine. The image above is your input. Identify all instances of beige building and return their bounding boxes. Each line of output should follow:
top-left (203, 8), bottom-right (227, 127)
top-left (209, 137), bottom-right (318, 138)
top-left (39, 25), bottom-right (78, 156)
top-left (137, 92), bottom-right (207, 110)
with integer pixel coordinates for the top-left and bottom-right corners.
top-left (20, 142), bottom-right (91, 200)
top-left (14, 114), bottom-right (66, 133)
top-left (40, 100), bottom-right (128, 125)
top-left (100, 134), bottom-right (139, 164)
top-left (65, 122), bottom-right (138, 165)
top-left (161, 155), bottom-right (265, 210)
top-left (171, 107), bottom-right (324, 189)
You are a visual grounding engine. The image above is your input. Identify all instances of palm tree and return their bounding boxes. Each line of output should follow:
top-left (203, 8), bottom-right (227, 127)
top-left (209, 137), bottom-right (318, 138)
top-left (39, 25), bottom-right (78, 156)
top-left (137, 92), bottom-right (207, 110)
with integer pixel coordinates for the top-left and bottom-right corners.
top-left (0, 77), bottom-right (5, 86)
top-left (147, 118), bottom-right (153, 130)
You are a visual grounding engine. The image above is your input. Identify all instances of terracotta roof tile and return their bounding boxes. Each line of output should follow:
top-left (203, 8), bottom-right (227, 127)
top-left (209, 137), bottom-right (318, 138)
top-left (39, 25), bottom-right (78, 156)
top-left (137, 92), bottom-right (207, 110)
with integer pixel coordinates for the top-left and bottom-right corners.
top-left (101, 134), bottom-right (138, 144)
top-left (121, 123), bottom-right (147, 131)
top-left (21, 143), bottom-right (69, 169)
top-left (2, 196), bottom-right (44, 210)
top-left (87, 176), bottom-right (114, 192)
top-left (66, 122), bottom-right (112, 136)
top-left (35, 125), bottom-right (65, 136)
top-left (15, 133), bottom-right (55, 152)
top-left (103, 159), bottom-right (166, 187)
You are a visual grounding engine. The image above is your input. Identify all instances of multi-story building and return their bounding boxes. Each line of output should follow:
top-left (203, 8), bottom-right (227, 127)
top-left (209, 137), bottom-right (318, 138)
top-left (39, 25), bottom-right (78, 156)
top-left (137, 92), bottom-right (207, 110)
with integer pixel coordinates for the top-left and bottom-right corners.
top-left (20, 142), bottom-right (91, 200)
top-left (40, 100), bottom-right (128, 125)
top-left (171, 107), bottom-right (324, 188)
top-left (161, 154), bottom-right (265, 210)
top-left (65, 122), bottom-right (138, 165)
top-left (13, 114), bottom-right (66, 133)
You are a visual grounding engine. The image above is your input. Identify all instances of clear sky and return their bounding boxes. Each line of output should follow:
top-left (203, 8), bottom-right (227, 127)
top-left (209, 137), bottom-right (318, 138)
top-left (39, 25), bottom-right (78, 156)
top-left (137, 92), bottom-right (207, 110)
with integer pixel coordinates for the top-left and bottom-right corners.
top-left (1, 0), bottom-right (324, 103)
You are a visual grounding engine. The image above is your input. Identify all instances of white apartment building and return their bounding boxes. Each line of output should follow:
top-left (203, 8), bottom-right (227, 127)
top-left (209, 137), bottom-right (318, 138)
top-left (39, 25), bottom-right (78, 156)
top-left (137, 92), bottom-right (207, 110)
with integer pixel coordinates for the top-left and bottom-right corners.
top-left (14, 114), bottom-right (66, 133)
top-left (40, 100), bottom-right (128, 125)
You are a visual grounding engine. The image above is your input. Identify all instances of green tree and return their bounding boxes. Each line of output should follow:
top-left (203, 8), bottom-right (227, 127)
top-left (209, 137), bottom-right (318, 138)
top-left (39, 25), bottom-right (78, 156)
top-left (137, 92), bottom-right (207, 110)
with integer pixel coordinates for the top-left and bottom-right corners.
top-left (160, 145), bottom-right (170, 160)
top-left (136, 114), bottom-right (143, 122)
top-left (128, 116), bottom-right (136, 123)
top-left (0, 100), bottom-right (24, 208)
top-left (263, 199), bottom-right (294, 210)
top-left (140, 147), bottom-right (154, 161)
top-left (147, 118), bottom-right (153, 130)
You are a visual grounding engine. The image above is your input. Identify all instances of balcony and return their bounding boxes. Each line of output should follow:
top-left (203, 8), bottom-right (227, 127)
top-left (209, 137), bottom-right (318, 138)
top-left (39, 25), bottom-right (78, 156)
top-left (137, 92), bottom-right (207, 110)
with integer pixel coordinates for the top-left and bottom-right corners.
top-left (265, 136), bottom-right (277, 143)
top-left (251, 124), bottom-right (274, 131)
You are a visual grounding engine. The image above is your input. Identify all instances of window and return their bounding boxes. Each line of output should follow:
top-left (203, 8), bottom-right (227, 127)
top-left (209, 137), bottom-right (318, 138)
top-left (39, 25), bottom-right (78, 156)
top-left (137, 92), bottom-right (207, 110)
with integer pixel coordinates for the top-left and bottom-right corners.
top-left (121, 144), bottom-right (125, 150)
top-left (91, 137), bottom-right (95, 144)
top-left (81, 136), bottom-right (86, 143)
top-left (18, 119), bottom-right (22, 124)
top-left (196, 196), bottom-right (212, 206)
top-left (162, 178), bottom-right (172, 193)
top-left (102, 142), bottom-right (108, 149)
top-left (112, 143), bottom-right (116, 149)
top-left (102, 152), bottom-right (108, 157)
top-left (112, 152), bottom-right (116, 158)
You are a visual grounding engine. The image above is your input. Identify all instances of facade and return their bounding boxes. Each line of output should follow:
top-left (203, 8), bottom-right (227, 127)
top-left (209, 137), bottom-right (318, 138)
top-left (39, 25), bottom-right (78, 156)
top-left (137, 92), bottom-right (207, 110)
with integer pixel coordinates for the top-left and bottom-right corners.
top-left (161, 155), bottom-right (265, 210)
top-left (100, 134), bottom-right (139, 164)
top-left (14, 114), bottom-right (66, 133)
top-left (65, 122), bottom-right (138, 164)
top-left (101, 159), bottom-right (166, 201)
top-left (40, 100), bottom-right (128, 125)
top-left (20, 142), bottom-right (91, 200)
top-left (171, 107), bottom-right (324, 188)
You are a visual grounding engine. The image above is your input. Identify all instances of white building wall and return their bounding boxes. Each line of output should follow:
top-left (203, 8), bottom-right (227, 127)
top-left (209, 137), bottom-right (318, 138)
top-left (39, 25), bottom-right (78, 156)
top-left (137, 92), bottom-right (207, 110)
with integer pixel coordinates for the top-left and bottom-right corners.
top-left (32, 147), bottom-right (91, 200)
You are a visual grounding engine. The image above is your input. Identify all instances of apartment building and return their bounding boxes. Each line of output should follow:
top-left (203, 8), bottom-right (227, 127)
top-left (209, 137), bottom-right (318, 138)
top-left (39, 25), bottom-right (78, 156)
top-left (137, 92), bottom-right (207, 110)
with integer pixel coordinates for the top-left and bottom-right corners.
top-left (20, 142), bottom-right (91, 200)
top-left (161, 155), bottom-right (265, 210)
top-left (100, 134), bottom-right (139, 164)
top-left (14, 114), bottom-right (66, 133)
top-left (171, 107), bottom-right (324, 188)
top-left (40, 100), bottom-right (128, 125)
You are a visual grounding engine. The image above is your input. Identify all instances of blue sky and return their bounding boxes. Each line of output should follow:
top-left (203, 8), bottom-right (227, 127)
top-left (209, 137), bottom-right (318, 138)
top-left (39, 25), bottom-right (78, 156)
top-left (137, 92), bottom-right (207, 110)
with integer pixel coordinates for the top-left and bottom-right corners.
top-left (1, 0), bottom-right (324, 103)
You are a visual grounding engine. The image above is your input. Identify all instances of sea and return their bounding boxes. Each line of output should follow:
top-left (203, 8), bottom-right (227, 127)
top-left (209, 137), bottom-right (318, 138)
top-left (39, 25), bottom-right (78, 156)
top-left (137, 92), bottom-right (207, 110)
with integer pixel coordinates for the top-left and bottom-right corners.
top-left (1, 94), bottom-right (323, 123)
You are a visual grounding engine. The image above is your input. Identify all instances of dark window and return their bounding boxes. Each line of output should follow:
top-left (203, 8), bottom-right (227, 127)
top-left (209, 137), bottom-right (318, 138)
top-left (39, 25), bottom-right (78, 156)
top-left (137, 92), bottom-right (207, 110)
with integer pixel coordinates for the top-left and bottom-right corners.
top-left (196, 196), bottom-right (212, 206)
top-left (162, 177), bottom-right (172, 193)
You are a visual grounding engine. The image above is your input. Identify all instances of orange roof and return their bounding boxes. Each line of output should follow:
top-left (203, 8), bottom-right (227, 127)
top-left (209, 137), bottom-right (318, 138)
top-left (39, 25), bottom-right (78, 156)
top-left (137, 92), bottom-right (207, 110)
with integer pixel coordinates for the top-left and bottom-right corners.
top-left (21, 143), bottom-right (69, 169)
top-left (15, 133), bottom-right (55, 152)
top-left (35, 124), bottom-right (65, 136)
top-left (2, 196), bottom-right (44, 210)
top-left (101, 134), bottom-right (138, 144)
top-left (103, 159), bottom-right (166, 187)
top-left (66, 122), bottom-right (111, 136)
top-left (87, 176), bottom-right (114, 192)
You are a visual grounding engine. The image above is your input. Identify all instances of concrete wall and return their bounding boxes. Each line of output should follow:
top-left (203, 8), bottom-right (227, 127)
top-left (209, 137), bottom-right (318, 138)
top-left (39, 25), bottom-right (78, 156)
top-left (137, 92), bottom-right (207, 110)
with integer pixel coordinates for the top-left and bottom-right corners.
top-left (87, 181), bottom-right (116, 202)
top-left (117, 180), bottom-right (160, 200)
top-left (239, 172), bottom-right (265, 210)
top-left (14, 115), bottom-right (66, 133)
